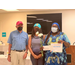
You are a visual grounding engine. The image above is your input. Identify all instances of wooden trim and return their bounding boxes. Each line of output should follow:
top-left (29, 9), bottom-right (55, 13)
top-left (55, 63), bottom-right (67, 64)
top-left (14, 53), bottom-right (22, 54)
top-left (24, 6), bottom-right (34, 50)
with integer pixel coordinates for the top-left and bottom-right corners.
top-left (66, 46), bottom-right (75, 65)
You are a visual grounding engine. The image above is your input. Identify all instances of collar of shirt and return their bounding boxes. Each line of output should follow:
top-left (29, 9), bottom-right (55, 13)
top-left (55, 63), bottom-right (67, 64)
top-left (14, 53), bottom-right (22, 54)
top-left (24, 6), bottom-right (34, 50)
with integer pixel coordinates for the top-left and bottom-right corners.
top-left (16, 30), bottom-right (23, 33)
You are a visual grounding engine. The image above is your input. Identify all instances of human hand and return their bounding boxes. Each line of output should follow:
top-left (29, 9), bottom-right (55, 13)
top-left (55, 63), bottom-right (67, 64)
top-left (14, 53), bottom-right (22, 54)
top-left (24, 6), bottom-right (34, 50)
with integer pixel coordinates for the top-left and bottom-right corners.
top-left (58, 40), bottom-right (64, 44)
top-left (23, 53), bottom-right (27, 59)
top-left (40, 47), bottom-right (44, 51)
top-left (7, 55), bottom-right (11, 62)
top-left (33, 54), bottom-right (38, 59)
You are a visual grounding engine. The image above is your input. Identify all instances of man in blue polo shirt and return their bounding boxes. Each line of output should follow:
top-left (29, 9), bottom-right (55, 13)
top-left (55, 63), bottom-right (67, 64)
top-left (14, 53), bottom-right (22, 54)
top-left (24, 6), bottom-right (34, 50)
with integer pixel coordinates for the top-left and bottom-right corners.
top-left (7, 21), bottom-right (28, 65)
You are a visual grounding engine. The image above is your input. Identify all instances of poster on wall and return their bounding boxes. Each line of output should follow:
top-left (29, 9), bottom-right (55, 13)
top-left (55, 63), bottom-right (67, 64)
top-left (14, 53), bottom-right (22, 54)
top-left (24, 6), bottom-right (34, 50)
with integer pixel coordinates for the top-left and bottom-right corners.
top-left (2, 32), bottom-right (6, 37)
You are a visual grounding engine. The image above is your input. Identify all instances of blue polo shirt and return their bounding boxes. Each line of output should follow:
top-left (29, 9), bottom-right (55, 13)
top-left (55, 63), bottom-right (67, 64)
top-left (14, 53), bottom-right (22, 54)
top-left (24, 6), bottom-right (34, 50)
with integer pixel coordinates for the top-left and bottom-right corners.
top-left (7, 30), bottom-right (28, 50)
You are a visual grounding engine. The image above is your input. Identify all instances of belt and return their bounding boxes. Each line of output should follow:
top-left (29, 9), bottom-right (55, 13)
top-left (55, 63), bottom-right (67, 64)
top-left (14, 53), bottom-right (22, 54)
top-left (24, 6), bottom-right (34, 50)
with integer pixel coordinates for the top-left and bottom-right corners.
top-left (14, 50), bottom-right (25, 52)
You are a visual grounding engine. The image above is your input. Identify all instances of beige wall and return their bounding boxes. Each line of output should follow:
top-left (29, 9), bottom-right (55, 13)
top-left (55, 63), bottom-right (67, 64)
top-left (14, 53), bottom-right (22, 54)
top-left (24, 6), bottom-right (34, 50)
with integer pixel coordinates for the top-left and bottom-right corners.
top-left (0, 10), bottom-right (75, 45)
top-left (0, 13), bottom-right (26, 45)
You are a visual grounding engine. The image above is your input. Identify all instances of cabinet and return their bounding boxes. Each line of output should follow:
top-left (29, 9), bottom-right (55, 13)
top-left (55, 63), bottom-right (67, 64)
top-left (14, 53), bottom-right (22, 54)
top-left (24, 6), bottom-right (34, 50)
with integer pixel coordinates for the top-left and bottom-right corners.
top-left (66, 46), bottom-right (75, 65)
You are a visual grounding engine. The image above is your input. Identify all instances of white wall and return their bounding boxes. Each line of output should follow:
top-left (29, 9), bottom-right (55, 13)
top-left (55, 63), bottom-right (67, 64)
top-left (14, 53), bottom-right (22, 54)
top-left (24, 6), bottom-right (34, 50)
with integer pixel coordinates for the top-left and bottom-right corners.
top-left (0, 9), bottom-right (75, 45)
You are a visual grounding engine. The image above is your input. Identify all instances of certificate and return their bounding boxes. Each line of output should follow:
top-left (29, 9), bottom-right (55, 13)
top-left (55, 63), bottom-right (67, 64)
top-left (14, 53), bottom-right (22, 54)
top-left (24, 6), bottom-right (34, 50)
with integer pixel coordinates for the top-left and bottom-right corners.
top-left (51, 43), bottom-right (63, 52)
top-left (43, 43), bottom-right (63, 52)
top-left (43, 45), bottom-right (52, 51)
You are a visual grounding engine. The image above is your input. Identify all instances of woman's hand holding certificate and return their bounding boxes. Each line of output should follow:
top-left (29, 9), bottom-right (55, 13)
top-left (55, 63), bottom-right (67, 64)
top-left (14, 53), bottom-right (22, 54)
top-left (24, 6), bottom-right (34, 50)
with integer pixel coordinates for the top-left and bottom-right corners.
top-left (43, 43), bottom-right (63, 53)
top-left (43, 45), bottom-right (52, 51)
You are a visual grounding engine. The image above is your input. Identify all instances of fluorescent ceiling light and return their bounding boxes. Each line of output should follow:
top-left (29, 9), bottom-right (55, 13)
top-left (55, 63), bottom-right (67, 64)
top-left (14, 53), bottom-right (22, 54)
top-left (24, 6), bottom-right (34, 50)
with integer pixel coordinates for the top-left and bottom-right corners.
top-left (27, 22), bottom-right (33, 24)
top-left (47, 20), bottom-right (52, 22)
top-left (36, 18), bottom-right (44, 20)
top-left (42, 20), bottom-right (48, 21)
top-left (27, 16), bottom-right (37, 18)
top-left (2, 9), bottom-right (19, 11)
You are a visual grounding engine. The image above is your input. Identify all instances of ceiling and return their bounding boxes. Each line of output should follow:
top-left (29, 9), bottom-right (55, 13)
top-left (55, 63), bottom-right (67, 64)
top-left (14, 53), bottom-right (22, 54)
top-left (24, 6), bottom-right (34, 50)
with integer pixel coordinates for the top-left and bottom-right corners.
top-left (0, 9), bottom-right (73, 13)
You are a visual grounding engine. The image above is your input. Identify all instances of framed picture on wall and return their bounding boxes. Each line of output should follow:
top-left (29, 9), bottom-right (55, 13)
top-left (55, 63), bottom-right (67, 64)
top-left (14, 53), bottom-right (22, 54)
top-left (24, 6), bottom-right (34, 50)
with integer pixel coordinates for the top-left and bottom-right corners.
top-left (27, 13), bottom-right (62, 34)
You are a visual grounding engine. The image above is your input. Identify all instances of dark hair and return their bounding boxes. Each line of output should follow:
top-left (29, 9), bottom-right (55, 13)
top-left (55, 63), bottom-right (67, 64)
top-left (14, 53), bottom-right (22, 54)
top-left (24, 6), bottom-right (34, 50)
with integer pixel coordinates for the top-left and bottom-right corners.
top-left (31, 27), bottom-right (43, 38)
top-left (45, 31), bottom-right (51, 44)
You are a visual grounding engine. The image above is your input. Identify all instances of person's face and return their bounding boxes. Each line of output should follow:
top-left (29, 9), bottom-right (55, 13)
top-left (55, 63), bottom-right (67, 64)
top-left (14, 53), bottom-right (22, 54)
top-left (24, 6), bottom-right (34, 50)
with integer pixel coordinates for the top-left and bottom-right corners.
top-left (34, 26), bottom-right (40, 34)
top-left (52, 24), bottom-right (58, 29)
top-left (16, 24), bottom-right (23, 31)
top-left (51, 24), bottom-right (59, 33)
top-left (34, 26), bottom-right (40, 31)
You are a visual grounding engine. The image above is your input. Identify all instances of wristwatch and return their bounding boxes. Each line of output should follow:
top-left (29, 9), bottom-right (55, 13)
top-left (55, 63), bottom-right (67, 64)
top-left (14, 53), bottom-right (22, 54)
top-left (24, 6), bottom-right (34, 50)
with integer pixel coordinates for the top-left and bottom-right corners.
top-left (25, 52), bottom-right (28, 54)
top-left (8, 54), bottom-right (10, 55)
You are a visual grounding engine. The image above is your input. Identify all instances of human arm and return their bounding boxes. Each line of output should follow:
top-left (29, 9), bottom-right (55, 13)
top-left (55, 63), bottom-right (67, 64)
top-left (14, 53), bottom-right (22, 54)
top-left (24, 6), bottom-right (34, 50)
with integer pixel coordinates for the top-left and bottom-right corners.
top-left (23, 34), bottom-right (29, 59)
top-left (7, 33), bottom-right (12, 62)
top-left (58, 34), bottom-right (71, 47)
top-left (28, 36), bottom-right (39, 59)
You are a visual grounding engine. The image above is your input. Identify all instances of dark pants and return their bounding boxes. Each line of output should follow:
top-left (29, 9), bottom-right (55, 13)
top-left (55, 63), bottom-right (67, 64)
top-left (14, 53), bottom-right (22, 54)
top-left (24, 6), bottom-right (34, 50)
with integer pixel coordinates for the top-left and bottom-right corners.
top-left (30, 54), bottom-right (44, 65)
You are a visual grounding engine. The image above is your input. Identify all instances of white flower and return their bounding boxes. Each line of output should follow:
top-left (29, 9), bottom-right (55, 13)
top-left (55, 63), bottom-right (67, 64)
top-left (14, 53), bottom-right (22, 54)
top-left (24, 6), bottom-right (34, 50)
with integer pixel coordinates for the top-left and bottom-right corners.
top-left (36, 31), bottom-right (39, 35)
top-left (38, 33), bottom-right (43, 37)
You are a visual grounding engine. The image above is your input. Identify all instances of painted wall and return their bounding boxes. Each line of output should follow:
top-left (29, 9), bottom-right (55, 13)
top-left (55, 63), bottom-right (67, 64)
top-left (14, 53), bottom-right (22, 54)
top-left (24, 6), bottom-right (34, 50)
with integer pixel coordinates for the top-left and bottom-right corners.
top-left (0, 10), bottom-right (75, 45)
top-left (0, 13), bottom-right (26, 45)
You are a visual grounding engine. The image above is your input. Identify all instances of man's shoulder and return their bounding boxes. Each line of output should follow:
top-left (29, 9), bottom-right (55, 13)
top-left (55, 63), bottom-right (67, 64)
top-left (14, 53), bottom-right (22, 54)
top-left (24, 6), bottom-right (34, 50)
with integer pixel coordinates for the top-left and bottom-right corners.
top-left (10, 30), bottom-right (17, 34)
top-left (23, 31), bottom-right (28, 35)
